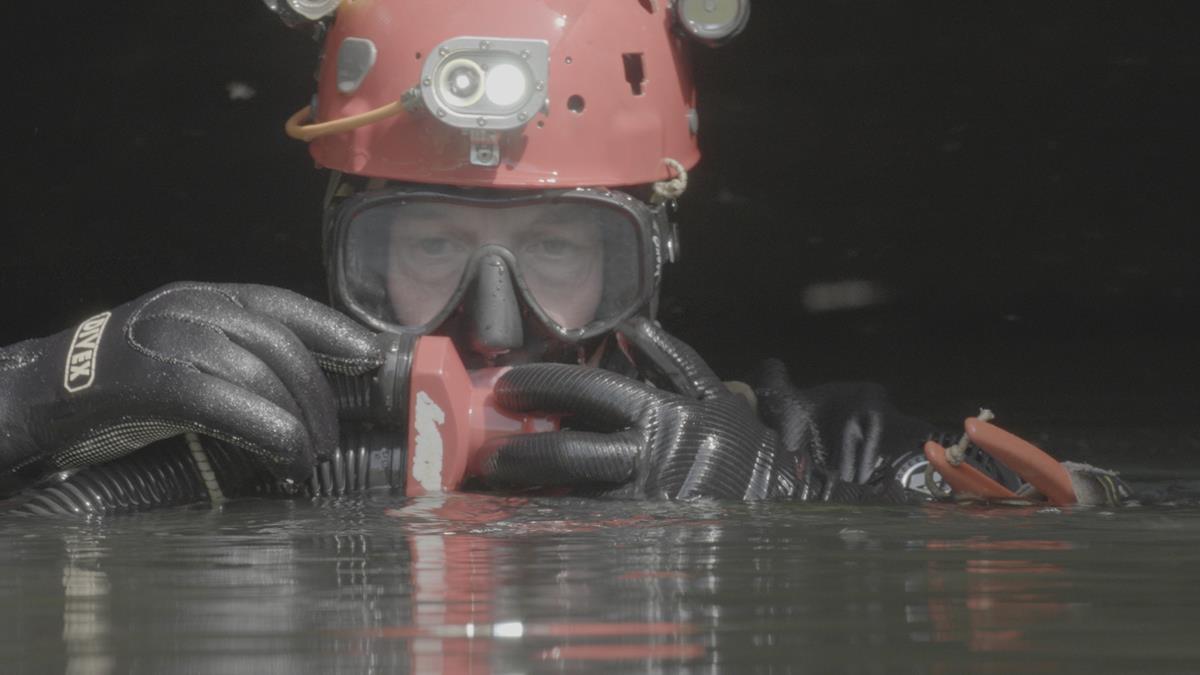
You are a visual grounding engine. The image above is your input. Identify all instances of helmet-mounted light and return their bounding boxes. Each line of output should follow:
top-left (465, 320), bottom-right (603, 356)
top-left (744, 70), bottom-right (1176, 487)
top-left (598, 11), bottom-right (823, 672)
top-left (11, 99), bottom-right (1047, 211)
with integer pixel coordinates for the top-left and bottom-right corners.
top-left (285, 35), bottom-right (549, 167)
top-left (675, 0), bottom-right (751, 47)
top-left (420, 37), bottom-right (549, 132)
top-left (262, 0), bottom-right (339, 27)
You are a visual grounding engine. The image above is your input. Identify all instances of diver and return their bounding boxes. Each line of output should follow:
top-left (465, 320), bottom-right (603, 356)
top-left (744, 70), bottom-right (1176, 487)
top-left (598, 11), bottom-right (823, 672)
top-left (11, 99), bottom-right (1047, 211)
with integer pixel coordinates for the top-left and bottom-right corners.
top-left (0, 0), bottom-right (1130, 514)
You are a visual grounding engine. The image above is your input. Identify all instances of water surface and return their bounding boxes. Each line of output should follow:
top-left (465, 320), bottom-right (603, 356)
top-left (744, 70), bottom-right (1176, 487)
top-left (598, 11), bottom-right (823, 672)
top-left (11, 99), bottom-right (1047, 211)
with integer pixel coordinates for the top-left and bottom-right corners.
top-left (3, 478), bottom-right (1199, 674)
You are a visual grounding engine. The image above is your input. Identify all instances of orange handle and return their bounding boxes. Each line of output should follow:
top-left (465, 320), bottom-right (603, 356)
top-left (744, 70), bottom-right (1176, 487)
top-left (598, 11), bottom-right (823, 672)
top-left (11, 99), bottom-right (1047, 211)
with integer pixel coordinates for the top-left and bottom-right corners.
top-left (965, 417), bottom-right (1076, 506)
top-left (924, 440), bottom-right (1021, 501)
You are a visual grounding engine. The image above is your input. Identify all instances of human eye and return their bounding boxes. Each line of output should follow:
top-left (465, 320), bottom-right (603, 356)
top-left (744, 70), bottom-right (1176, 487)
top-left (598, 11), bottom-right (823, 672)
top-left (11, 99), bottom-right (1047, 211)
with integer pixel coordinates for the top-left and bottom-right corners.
top-left (393, 228), bottom-right (471, 285)
top-left (521, 234), bottom-right (600, 285)
top-left (401, 236), bottom-right (470, 272)
top-left (526, 236), bottom-right (581, 260)
top-left (413, 236), bottom-right (461, 258)
top-left (396, 221), bottom-right (470, 261)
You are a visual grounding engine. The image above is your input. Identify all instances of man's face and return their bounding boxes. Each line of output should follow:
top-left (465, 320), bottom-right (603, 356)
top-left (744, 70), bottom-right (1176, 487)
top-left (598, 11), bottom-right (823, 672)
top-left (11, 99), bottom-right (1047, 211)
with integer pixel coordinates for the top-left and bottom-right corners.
top-left (385, 202), bottom-right (605, 332)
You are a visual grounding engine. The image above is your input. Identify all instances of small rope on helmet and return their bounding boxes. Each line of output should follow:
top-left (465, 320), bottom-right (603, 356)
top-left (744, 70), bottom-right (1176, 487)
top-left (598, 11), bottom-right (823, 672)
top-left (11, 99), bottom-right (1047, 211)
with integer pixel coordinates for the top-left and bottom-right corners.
top-left (652, 158), bottom-right (688, 204)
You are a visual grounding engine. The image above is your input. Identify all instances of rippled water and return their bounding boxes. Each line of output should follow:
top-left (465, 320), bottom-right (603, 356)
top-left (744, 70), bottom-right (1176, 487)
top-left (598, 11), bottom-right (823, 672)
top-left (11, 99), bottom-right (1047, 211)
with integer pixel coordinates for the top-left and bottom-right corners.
top-left (3, 480), bottom-right (1200, 675)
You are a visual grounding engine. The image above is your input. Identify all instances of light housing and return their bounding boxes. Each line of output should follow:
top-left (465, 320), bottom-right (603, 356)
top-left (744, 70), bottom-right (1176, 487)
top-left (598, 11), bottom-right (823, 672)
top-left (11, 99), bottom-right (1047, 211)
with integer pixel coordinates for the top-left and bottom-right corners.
top-left (419, 36), bottom-right (550, 131)
top-left (262, 0), bottom-right (340, 27)
top-left (675, 0), bottom-right (751, 46)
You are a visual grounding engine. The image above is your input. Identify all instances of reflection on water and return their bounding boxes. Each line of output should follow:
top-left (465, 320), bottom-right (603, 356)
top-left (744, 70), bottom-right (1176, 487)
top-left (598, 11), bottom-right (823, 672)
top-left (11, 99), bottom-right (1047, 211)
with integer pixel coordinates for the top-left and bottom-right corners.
top-left (2, 494), bottom-right (1200, 674)
top-left (62, 532), bottom-right (112, 675)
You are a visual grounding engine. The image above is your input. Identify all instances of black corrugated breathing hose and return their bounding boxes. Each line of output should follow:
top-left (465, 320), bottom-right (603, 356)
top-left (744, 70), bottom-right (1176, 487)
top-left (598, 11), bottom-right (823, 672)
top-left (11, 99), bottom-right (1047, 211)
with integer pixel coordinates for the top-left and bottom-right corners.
top-left (6, 362), bottom-right (412, 516)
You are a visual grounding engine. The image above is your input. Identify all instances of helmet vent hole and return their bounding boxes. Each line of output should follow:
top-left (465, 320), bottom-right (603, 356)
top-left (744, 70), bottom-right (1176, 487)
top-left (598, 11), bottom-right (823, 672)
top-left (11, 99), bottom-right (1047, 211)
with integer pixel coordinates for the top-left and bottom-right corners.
top-left (567, 95), bottom-right (586, 114)
top-left (637, 0), bottom-right (655, 13)
top-left (622, 53), bottom-right (646, 96)
top-left (415, 51), bottom-right (422, 60)
top-left (536, 120), bottom-right (545, 128)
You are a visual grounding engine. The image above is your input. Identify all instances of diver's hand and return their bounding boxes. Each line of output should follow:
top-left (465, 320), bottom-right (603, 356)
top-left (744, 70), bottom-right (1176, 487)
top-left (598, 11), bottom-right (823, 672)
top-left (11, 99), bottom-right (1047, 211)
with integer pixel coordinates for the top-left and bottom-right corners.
top-left (750, 368), bottom-right (1024, 502)
top-left (474, 318), bottom-right (798, 500)
top-left (0, 282), bottom-right (383, 496)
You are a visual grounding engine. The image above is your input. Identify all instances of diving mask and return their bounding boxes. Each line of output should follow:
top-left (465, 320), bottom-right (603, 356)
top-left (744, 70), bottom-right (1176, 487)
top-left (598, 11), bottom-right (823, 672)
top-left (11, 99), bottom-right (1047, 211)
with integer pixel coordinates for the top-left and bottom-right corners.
top-left (327, 186), bottom-right (674, 343)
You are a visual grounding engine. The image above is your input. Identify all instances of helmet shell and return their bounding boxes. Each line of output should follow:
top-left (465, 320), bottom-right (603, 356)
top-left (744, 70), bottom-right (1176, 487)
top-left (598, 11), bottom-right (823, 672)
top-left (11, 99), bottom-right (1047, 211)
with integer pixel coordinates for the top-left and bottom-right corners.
top-left (310, 0), bottom-right (700, 188)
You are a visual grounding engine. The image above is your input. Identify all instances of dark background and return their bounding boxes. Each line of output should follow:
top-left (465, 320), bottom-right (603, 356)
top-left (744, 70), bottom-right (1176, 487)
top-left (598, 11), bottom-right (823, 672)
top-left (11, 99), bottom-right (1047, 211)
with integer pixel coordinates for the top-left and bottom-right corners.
top-left (6, 2), bottom-right (1198, 466)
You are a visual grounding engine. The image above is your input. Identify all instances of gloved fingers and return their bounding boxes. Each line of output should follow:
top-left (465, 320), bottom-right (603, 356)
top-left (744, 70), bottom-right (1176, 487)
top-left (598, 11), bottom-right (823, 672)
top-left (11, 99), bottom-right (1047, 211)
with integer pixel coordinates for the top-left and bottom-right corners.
top-left (162, 374), bottom-right (317, 482)
top-left (752, 358), bottom-right (796, 395)
top-left (494, 363), bottom-right (662, 430)
top-left (133, 315), bottom-right (302, 421)
top-left (471, 429), bottom-right (641, 488)
top-left (222, 283), bottom-right (384, 375)
top-left (134, 287), bottom-right (339, 463)
top-left (617, 316), bottom-right (726, 400)
top-left (751, 363), bottom-right (816, 457)
top-left (32, 373), bottom-right (317, 484)
top-left (644, 410), bottom-right (782, 501)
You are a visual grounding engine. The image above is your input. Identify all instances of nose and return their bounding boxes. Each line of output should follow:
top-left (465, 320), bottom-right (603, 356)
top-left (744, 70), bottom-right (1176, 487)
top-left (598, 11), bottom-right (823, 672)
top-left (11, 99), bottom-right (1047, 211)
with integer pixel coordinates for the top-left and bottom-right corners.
top-left (467, 253), bottom-right (524, 357)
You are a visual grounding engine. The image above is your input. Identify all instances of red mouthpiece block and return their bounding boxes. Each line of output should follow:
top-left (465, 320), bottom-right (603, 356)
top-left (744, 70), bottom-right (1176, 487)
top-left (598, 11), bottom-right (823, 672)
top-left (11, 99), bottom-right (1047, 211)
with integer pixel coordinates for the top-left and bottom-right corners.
top-left (404, 336), bottom-right (557, 496)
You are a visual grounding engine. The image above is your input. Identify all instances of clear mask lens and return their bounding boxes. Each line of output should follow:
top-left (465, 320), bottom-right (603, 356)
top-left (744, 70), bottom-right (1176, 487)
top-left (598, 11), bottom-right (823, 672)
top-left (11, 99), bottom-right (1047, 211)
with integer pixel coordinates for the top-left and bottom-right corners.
top-left (339, 193), bottom-right (652, 338)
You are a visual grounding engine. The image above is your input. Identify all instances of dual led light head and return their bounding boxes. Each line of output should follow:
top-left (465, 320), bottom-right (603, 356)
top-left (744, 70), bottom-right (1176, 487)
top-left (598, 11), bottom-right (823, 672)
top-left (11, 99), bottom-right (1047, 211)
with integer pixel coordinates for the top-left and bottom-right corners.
top-left (420, 37), bottom-right (549, 132)
top-left (413, 37), bottom-right (549, 166)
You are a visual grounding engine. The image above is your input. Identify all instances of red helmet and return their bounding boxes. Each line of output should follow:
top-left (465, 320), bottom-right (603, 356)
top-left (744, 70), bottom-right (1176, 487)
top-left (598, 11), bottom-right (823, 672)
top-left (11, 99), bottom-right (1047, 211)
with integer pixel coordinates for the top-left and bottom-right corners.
top-left (286, 0), bottom-right (702, 189)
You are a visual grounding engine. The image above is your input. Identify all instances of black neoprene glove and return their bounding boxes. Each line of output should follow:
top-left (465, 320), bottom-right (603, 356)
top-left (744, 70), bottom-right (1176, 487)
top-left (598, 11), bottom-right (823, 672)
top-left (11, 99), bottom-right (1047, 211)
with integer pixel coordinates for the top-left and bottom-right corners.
top-left (752, 361), bottom-right (951, 501)
top-left (474, 317), bottom-right (800, 500)
top-left (0, 282), bottom-right (383, 496)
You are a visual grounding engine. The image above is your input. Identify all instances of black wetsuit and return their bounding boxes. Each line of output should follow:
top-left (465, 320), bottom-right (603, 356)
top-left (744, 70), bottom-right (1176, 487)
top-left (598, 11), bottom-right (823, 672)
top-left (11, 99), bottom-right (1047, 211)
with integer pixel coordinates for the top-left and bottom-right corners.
top-left (0, 284), bottom-right (1025, 515)
top-left (4, 360), bottom-right (1019, 516)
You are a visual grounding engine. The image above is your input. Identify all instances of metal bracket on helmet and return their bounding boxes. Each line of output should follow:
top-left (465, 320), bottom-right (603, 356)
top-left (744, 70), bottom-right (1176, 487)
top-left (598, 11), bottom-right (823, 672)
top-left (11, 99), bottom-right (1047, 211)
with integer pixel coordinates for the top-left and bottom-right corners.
top-left (469, 130), bottom-right (501, 168)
